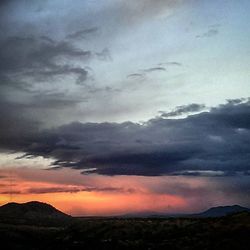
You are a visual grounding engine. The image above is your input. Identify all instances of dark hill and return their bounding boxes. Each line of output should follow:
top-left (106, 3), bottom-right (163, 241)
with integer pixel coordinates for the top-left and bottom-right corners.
top-left (0, 201), bottom-right (71, 225)
top-left (195, 205), bottom-right (250, 218)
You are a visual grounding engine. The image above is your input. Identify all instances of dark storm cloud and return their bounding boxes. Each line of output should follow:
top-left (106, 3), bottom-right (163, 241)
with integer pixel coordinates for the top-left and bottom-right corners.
top-left (0, 32), bottom-right (102, 129)
top-left (160, 103), bottom-right (206, 117)
top-left (0, 36), bottom-right (91, 88)
top-left (26, 65), bottom-right (89, 85)
top-left (0, 99), bottom-right (250, 176)
top-left (8, 92), bottom-right (84, 110)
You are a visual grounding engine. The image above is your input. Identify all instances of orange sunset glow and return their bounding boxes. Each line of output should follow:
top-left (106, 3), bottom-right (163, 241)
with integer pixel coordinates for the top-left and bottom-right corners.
top-left (0, 166), bottom-right (246, 216)
top-left (0, 167), bottom-right (186, 216)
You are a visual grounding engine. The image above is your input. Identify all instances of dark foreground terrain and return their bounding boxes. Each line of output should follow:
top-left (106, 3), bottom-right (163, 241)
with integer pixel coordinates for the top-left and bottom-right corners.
top-left (0, 202), bottom-right (250, 250)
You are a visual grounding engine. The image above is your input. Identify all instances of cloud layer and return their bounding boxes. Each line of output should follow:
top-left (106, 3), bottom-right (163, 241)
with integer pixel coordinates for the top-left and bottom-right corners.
top-left (0, 99), bottom-right (249, 176)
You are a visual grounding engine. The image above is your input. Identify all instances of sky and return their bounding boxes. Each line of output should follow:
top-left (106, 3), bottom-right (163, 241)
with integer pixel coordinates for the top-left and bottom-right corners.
top-left (0, 0), bottom-right (250, 216)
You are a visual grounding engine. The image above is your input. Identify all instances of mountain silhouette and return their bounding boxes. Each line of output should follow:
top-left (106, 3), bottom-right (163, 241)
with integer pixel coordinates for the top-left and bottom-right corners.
top-left (0, 201), bottom-right (71, 225)
top-left (119, 205), bottom-right (250, 218)
top-left (195, 205), bottom-right (250, 218)
top-left (0, 203), bottom-right (249, 250)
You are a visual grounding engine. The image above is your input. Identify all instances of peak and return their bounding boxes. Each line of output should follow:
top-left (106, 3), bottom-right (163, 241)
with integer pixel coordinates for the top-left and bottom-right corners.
top-left (3, 201), bottom-right (51, 207)
top-left (23, 201), bottom-right (54, 207)
top-left (1, 201), bottom-right (56, 211)
top-left (25, 201), bottom-right (47, 205)
top-left (0, 201), bottom-right (70, 220)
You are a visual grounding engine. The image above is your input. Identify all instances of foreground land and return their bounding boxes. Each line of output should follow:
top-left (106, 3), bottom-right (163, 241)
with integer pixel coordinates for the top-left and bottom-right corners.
top-left (0, 212), bottom-right (250, 250)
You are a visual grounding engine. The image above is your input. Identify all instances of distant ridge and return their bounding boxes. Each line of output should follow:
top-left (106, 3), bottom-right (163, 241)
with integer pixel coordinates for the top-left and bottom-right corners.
top-left (0, 201), bottom-right (71, 225)
top-left (119, 205), bottom-right (250, 218)
top-left (1, 202), bottom-right (249, 220)
top-left (194, 205), bottom-right (250, 218)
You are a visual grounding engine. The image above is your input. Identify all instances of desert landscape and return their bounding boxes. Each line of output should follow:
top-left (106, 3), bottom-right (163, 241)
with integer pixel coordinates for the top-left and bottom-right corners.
top-left (0, 201), bottom-right (249, 250)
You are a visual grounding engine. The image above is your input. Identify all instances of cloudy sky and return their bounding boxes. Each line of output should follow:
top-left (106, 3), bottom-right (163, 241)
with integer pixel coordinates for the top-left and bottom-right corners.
top-left (0, 0), bottom-right (250, 215)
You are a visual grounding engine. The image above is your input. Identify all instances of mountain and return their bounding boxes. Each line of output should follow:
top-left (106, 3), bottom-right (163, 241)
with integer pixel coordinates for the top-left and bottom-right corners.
top-left (119, 205), bottom-right (250, 218)
top-left (194, 205), bottom-right (250, 218)
top-left (0, 201), bottom-right (71, 225)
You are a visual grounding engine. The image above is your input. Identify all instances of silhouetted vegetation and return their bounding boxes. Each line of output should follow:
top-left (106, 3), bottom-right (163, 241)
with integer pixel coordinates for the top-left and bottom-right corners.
top-left (0, 212), bottom-right (249, 250)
